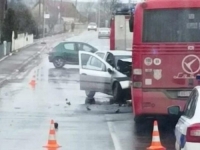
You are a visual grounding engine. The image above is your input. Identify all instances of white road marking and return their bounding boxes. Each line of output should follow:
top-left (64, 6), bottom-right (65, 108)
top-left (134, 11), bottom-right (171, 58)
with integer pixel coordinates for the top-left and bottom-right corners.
top-left (105, 115), bottom-right (122, 150)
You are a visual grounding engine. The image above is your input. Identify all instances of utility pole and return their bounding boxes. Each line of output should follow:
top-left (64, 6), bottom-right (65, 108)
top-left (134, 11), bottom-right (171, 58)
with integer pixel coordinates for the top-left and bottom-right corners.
top-left (39, 0), bottom-right (41, 37)
top-left (39, 0), bottom-right (41, 19)
top-left (60, 0), bottom-right (62, 23)
top-left (129, 0), bottom-right (131, 8)
top-left (42, 0), bottom-right (45, 39)
top-left (75, 0), bottom-right (78, 8)
top-left (75, 0), bottom-right (77, 22)
top-left (98, 0), bottom-right (100, 27)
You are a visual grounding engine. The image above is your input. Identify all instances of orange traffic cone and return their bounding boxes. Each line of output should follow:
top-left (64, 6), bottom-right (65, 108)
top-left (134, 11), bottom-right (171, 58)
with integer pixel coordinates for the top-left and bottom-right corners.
top-left (147, 121), bottom-right (166, 150)
top-left (29, 75), bottom-right (36, 87)
top-left (43, 120), bottom-right (61, 149)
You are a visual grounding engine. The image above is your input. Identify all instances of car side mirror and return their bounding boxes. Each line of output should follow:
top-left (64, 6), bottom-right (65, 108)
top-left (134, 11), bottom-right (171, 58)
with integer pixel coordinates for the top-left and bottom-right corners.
top-left (107, 68), bottom-right (114, 74)
top-left (168, 106), bottom-right (182, 115)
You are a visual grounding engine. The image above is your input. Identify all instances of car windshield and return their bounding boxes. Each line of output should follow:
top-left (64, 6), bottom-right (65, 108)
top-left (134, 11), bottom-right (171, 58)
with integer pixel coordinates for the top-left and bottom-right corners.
top-left (89, 23), bottom-right (96, 26)
top-left (100, 28), bottom-right (110, 31)
top-left (0, 0), bottom-right (193, 150)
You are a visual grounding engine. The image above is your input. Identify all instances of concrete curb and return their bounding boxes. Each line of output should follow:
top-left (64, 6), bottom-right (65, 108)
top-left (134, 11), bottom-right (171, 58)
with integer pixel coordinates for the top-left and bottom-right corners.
top-left (0, 55), bottom-right (9, 62)
top-left (0, 43), bottom-right (39, 63)
top-left (16, 45), bottom-right (47, 72)
top-left (0, 78), bottom-right (7, 86)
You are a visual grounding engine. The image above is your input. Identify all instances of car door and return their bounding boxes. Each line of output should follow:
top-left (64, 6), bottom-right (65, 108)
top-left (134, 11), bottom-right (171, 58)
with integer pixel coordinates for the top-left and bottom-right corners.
top-left (79, 51), bottom-right (113, 93)
top-left (105, 52), bottom-right (115, 68)
top-left (62, 42), bottom-right (78, 64)
top-left (175, 89), bottom-right (199, 149)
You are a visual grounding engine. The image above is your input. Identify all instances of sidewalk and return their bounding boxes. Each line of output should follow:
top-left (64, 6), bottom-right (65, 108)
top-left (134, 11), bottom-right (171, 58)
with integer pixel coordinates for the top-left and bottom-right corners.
top-left (0, 43), bottom-right (46, 85)
top-left (0, 29), bottom-right (85, 85)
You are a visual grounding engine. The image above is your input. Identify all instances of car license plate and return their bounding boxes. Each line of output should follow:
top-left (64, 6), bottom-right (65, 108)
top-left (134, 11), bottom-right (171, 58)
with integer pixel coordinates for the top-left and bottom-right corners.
top-left (178, 91), bottom-right (191, 97)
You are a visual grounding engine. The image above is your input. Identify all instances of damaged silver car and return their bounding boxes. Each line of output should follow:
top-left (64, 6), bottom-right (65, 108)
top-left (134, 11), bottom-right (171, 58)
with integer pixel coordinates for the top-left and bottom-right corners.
top-left (79, 50), bottom-right (132, 103)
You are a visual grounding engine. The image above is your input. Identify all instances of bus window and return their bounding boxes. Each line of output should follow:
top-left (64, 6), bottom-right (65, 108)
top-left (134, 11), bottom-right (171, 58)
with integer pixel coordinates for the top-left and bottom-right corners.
top-left (143, 9), bottom-right (200, 42)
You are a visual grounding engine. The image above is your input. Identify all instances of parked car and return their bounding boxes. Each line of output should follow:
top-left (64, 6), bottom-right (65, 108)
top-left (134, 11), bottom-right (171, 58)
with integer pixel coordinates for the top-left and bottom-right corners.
top-left (88, 22), bottom-right (97, 31)
top-left (79, 50), bottom-right (132, 103)
top-left (168, 86), bottom-right (200, 150)
top-left (48, 42), bottom-right (98, 68)
top-left (98, 28), bottom-right (110, 39)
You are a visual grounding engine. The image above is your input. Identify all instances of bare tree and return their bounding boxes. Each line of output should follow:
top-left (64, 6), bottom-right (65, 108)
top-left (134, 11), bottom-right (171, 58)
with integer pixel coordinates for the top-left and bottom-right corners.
top-left (99, 0), bottom-right (122, 26)
top-left (77, 2), bottom-right (96, 22)
top-left (100, 0), bottom-right (122, 17)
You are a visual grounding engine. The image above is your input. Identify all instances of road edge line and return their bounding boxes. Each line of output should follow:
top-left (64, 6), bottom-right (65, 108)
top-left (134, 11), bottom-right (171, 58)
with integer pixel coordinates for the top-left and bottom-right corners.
top-left (105, 115), bottom-right (122, 150)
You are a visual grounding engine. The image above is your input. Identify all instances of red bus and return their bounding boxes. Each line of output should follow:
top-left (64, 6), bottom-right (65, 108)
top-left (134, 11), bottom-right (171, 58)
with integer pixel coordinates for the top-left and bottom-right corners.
top-left (130, 0), bottom-right (200, 122)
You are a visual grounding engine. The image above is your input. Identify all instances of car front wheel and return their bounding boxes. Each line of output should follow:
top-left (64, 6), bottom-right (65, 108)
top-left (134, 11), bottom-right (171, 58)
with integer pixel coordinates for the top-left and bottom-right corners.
top-left (112, 82), bottom-right (124, 103)
top-left (85, 91), bottom-right (96, 99)
top-left (53, 57), bottom-right (65, 68)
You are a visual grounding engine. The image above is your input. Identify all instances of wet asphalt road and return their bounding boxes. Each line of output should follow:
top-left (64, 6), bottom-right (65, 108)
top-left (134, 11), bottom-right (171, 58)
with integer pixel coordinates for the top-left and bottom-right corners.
top-left (0, 31), bottom-right (176, 150)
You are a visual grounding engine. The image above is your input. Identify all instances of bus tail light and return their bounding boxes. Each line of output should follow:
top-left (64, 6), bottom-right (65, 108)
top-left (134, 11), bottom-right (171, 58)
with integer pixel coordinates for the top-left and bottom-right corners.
top-left (186, 123), bottom-right (200, 143)
top-left (133, 69), bottom-right (142, 75)
top-left (133, 69), bottom-right (142, 88)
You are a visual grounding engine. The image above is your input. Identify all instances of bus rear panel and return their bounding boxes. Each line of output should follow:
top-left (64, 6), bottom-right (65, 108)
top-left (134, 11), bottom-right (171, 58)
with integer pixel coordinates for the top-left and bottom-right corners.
top-left (132, 0), bottom-right (200, 117)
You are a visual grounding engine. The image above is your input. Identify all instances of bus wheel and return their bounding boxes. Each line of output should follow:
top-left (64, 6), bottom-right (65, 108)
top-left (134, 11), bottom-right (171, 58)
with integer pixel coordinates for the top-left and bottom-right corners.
top-left (113, 82), bottom-right (123, 103)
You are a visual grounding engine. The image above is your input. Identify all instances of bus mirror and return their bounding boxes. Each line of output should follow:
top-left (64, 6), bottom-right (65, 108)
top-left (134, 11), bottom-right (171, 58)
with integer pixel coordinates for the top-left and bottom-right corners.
top-left (129, 18), bottom-right (133, 32)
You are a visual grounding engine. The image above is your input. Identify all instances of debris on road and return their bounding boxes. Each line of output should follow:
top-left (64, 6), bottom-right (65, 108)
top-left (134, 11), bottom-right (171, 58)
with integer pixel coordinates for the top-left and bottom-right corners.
top-left (115, 108), bottom-right (120, 113)
top-left (54, 122), bottom-right (58, 130)
top-left (86, 105), bottom-right (91, 111)
top-left (14, 107), bottom-right (21, 109)
top-left (66, 102), bottom-right (71, 105)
